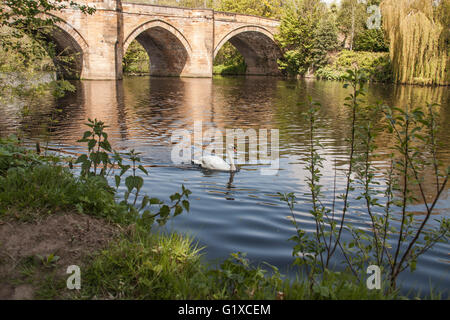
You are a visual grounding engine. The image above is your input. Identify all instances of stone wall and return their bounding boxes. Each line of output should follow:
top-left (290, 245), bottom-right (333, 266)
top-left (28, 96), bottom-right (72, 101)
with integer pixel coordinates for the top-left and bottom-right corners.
top-left (51, 0), bottom-right (281, 79)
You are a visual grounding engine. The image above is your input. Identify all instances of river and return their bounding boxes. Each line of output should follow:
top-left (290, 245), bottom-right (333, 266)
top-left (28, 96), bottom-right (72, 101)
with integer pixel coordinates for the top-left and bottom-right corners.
top-left (0, 75), bottom-right (448, 296)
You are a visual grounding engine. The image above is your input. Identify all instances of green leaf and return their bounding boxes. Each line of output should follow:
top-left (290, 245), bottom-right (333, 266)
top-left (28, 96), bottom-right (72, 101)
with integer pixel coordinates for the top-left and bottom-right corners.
top-left (135, 176), bottom-right (144, 191)
top-left (159, 205), bottom-right (170, 218)
top-left (82, 131), bottom-right (92, 140)
top-left (120, 165), bottom-right (130, 176)
top-left (75, 154), bottom-right (88, 164)
top-left (99, 140), bottom-right (112, 152)
top-left (182, 200), bottom-right (190, 212)
top-left (150, 198), bottom-right (162, 205)
top-left (125, 175), bottom-right (135, 192)
top-left (88, 139), bottom-right (97, 150)
top-left (141, 196), bottom-right (149, 210)
top-left (138, 165), bottom-right (148, 175)
top-left (170, 193), bottom-right (181, 202)
top-left (174, 205), bottom-right (183, 216)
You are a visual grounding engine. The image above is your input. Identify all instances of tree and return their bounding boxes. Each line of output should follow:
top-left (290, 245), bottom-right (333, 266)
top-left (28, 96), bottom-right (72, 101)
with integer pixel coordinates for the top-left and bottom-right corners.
top-left (354, 29), bottom-right (388, 52)
top-left (276, 0), bottom-right (335, 76)
top-left (123, 40), bottom-right (150, 74)
top-left (0, 1), bottom-right (94, 40)
top-left (336, 0), bottom-right (367, 50)
top-left (0, 0), bottom-right (95, 78)
top-left (381, 0), bottom-right (448, 85)
top-left (214, 0), bottom-right (284, 18)
top-left (312, 15), bottom-right (339, 68)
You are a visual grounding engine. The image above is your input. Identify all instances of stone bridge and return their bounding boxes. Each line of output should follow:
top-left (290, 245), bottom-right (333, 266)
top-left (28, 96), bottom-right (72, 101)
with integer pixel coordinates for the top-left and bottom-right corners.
top-left (49, 0), bottom-right (282, 80)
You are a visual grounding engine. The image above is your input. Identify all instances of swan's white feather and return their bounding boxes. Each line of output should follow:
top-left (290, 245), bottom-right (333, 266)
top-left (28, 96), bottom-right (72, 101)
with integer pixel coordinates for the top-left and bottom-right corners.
top-left (200, 155), bottom-right (231, 171)
top-left (192, 145), bottom-right (237, 171)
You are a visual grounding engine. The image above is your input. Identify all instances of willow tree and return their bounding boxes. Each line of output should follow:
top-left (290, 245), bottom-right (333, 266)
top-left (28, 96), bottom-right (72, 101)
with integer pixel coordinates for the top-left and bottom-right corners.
top-left (380, 0), bottom-right (449, 85)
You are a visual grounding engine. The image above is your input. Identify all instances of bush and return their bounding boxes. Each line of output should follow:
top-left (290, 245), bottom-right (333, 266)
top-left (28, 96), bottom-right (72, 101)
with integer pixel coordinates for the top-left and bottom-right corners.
top-left (78, 230), bottom-right (399, 300)
top-left (315, 50), bottom-right (392, 82)
top-left (281, 69), bottom-right (449, 293)
top-left (0, 162), bottom-right (128, 221)
top-left (213, 62), bottom-right (247, 76)
top-left (123, 40), bottom-right (149, 74)
top-left (354, 29), bottom-right (389, 52)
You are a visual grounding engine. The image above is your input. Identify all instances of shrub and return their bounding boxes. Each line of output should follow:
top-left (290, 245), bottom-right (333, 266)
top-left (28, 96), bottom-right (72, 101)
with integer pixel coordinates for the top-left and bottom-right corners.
top-left (315, 50), bottom-right (392, 82)
top-left (213, 62), bottom-right (247, 76)
top-left (280, 69), bottom-right (449, 293)
top-left (354, 29), bottom-right (389, 52)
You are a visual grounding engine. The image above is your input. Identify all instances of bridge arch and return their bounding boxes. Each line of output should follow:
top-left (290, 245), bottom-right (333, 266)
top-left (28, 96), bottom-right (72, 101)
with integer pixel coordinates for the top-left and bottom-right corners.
top-left (124, 20), bottom-right (192, 77)
top-left (214, 26), bottom-right (281, 76)
top-left (40, 16), bottom-right (89, 79)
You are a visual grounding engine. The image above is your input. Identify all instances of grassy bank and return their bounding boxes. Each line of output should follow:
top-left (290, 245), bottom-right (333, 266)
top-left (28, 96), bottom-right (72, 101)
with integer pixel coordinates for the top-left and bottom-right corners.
top-left (213, 62), bottom-right (247, 76)
top-left (315, 50), bottom-right (392, 83)
top-left (0, 136), bottom-right (406, 300)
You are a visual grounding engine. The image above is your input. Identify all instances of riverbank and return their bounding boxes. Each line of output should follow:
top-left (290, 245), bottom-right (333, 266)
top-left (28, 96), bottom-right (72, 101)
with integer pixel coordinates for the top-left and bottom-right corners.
top-left (0, 136), bottom-right (409, 300)
top-left (213, 50), bottom-right (393, 83)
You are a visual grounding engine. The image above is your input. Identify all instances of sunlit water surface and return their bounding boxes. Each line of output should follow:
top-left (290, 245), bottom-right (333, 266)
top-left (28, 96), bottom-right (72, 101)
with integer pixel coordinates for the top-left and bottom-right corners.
top-left (1, 76), bottom-right (448, 296)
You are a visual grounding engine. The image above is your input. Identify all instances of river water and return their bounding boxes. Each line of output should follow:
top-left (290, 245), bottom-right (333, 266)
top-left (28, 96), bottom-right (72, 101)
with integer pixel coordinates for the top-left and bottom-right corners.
top-left (0, 76), bottom-right (448, 296)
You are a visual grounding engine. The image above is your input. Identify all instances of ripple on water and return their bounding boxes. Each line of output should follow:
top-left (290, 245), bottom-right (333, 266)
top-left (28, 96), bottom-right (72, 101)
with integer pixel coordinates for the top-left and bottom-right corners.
top-left (1, 76), bottom-right (448, 297)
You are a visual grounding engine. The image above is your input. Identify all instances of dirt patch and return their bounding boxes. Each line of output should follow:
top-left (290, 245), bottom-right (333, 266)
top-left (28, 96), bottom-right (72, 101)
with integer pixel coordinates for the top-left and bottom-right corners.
top-left (0, 212), bottom-right (120, 299)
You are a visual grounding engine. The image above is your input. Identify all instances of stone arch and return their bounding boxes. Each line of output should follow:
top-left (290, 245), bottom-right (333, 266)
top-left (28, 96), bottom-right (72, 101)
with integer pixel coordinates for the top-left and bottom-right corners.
top-left (124, 20), bottom-right (192, 77)
top-left (41, 15), bottom-right (89, 79)
top-left (214, 26), bottom-right (281, 76)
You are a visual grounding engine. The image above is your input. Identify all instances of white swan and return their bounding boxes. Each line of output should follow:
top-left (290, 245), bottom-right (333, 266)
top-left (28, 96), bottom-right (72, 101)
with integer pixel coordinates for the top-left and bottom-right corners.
top-left (192, 144), bottom-right (237, 172)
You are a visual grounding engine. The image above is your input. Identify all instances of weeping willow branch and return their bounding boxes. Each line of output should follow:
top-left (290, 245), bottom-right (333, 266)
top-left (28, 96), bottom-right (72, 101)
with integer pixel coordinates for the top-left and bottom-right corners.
top-left (380, 0), bottom-right (448, 86)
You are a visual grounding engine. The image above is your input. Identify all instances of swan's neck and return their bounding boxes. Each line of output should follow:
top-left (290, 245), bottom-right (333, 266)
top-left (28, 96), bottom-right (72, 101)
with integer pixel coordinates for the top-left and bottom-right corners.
top-left (227, 149), bottom-right (236, 171)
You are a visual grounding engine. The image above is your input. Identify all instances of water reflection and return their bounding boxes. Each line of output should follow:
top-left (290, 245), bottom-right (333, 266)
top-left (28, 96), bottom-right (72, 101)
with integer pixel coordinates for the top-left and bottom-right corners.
top-left (0, 76), bottom-right (448, 295)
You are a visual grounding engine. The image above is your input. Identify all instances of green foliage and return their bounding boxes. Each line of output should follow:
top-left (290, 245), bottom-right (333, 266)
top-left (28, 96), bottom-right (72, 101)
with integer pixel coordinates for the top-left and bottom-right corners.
top-left (0, 1), bottom-right (95, 79)
top-left (79, 232), bottom-right (210, 299)
top-left (211, 252), bottom-right (284, 299)
top-left (0, 135), bottom-right (61, 175)
top-left (280, 68), bottom-right (449, 291)
top-left (214, 0), bottom-right (283, 18)
top-left (276, 0), bottom-right (338, 76)
top-left (76, 119), bottom-right (113, 177)
top-left (78, 229), bottom-right (399, 300)
top-left (0, 26), bottom-right (53, 73)
top-left (123, 40), bottom-right (149, 74)
top-left (214, 43), bottom-right (243, 66)
top-left (0, 163), bottom-right (117, 221)
top-left (0, 1), bottom-right (95, 28)
top-left (381, 0), bottom-right (449, 85)
top-left (336, 0), bottom-right (368, 50)
top-left (36, 253), bottom-right (60, 268)
top-left (0, 121), bottom-right (191, 229)
top-left (74, 119), bottom-right (192, 228)
top-left (381, 103), bottom-right (449, 287)
top-left (315, 50), bottom-right (392, 82)
top-left (213, 62), bottom-right (247, 75)
top-left (311, 15), bottom-right (339, 68)
top-left (213, 42), bottom-right (246, 74)
top-left (354, 28), bottom-right (388, 52)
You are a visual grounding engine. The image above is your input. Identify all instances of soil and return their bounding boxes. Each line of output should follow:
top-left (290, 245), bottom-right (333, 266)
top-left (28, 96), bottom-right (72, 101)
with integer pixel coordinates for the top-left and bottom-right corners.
top-left (0, 212), bottom-right (120, 299)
